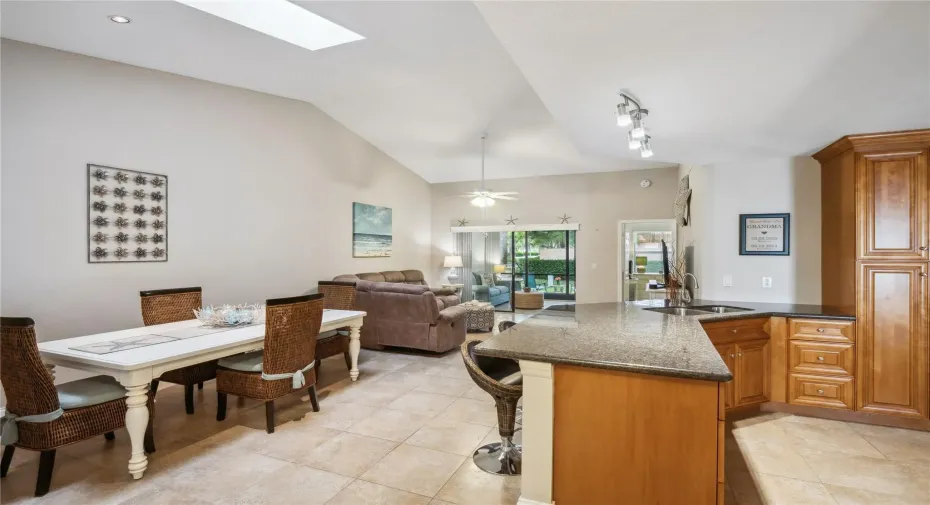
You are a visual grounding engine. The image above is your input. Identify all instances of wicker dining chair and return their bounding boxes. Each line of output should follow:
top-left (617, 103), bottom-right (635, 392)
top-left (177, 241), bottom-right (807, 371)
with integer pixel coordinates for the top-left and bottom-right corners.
top-left (215, 294), bottom-right (324, 434)
top-left (140, 287), bottom-right (216, 453)
top-left (316, 281), bottom-right (356, 372)
top-left (140, 287), bottom-right (217, 413)
top-left (461, 340), bottom-right (523, 475)
top-left (0, 317), bottom-right (141, 496)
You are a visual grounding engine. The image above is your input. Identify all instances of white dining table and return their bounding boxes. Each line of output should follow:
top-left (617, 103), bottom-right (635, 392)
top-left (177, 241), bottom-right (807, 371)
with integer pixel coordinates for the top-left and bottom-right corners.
top-left (36, 309), bottom-right (365, 481)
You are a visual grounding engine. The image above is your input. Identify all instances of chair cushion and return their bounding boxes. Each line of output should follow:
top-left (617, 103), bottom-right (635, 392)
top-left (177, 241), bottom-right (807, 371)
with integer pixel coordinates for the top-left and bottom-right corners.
top-left (56, 375), bottom-right (126, 410)
top-left (500, 372), bottom-right (523, 386)
top-left (218, 350), bottom-right (264, 372)
top-left (317, 329), bottom-right (350, 340)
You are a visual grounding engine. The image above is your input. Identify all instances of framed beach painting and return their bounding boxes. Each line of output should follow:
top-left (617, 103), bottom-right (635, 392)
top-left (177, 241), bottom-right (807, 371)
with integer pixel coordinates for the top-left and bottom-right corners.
top-left (353, 202), bottom-right (392, 257)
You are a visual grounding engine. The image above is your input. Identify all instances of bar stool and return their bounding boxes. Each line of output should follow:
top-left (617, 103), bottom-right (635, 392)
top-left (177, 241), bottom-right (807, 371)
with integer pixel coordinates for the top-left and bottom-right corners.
top-left (497, 320), bottom-right (523, 426)
top-left (460, 340), bottom-right (522, 475)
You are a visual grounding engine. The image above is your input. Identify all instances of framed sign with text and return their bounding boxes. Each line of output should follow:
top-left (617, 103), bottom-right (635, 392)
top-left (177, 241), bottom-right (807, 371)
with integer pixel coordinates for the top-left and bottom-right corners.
top-left (739, 213), bottom-right (790, 256)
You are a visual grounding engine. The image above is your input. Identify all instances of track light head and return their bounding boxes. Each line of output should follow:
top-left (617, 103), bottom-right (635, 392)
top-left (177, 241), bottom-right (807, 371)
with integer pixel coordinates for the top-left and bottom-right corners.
top-left (630, 109), bottom-right (648, 139)
top-left (628, 131), bottom-right (641, 150)
top-left (640, 136), bottom-right (653, 158)
top-left (616, 103), bottom-right (632, 127)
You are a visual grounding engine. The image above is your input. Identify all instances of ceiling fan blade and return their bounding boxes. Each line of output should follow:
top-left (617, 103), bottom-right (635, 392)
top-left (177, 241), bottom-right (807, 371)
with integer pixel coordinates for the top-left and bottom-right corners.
top-left (491, 192), bottom-right (520, 195)
top-left (494, 195), bottom-right (519, 201)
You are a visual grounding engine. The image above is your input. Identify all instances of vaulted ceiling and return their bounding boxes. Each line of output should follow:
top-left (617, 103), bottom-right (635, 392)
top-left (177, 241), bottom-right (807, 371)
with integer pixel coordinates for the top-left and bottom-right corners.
top-left (3, 1), bottom-right (928, 183)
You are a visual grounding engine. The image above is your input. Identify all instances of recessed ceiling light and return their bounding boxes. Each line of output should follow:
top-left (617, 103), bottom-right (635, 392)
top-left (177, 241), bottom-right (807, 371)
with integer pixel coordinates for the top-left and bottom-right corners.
top-left (108, 15), bottom-right (131, 24)
top-left (175, 0), bottom-right (364, 51)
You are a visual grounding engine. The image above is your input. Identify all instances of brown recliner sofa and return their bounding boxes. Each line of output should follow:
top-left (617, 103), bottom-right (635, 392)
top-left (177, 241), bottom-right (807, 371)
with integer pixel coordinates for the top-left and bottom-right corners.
top-left (329, 271), bottom-right (466, 352)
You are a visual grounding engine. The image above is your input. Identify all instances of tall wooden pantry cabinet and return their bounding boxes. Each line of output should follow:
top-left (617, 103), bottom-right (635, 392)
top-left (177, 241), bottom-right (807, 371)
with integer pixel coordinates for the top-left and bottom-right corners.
top-left (814, 129), bottom-right (930, 420)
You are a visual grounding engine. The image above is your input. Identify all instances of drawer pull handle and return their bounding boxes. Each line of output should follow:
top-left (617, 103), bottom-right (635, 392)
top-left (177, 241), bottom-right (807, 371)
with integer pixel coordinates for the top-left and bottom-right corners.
top-left (729, 354), bottom-right (735, 358)
top-left (817, 389), bottom-right (825, 395)
top-left (817, 356), bottom-right (825, 361)
top-left (731, 329), bottom-right (738, 333)
top-left (737, 353), bottom-right (743, 357)
top-left (817, 328), bottom-right (825, 333)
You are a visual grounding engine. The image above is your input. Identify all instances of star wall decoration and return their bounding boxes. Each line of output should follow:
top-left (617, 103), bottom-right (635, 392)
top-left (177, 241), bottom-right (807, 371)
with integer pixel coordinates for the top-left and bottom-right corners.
top-left (457, 218), bottom-right (469, 227)
top-left (505, 215), bottom-right (518, 225)
top-left (558, 214), bottom-right (571, 224)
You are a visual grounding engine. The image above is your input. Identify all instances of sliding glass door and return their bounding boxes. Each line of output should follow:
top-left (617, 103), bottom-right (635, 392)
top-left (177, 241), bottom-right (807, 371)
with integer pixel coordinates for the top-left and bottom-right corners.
top-left (454, 228), bottom-right (577, 312)
top-left (502, 230), bottom-right (577, 310)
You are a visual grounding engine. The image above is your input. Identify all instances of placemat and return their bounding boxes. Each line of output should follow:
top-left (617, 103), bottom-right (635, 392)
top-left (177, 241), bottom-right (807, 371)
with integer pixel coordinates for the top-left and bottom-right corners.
top-left (70, 323), bottom-right (259, 355)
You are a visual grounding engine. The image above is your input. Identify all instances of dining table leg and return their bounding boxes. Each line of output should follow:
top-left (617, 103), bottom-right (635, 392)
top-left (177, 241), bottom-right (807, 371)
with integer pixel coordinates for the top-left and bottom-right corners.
top-left (348, 323), bottom-right (361, 381)
top-left (122, 383), bottom-right (150, 479)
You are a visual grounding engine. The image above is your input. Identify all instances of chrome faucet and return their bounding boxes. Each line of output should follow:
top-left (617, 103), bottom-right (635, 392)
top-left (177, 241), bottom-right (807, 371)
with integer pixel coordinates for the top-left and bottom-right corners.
top-left (682, 273), bottom-right (700, 302)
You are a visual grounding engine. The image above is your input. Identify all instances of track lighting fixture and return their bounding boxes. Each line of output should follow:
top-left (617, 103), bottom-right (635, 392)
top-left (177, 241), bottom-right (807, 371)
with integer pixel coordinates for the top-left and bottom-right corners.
top-left (616, 92), bottom-right (652, 158)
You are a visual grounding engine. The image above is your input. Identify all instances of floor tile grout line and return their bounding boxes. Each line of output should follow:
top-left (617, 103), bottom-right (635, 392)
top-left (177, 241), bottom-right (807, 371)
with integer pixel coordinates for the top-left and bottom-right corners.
top-left (320, 476), bottom-right (358, 505)
top-left (353, 472), bottom-right (449, 500)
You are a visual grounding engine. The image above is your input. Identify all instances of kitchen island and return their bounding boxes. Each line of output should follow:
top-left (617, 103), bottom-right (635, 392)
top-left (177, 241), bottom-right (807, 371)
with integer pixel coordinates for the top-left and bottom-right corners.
top-left (475, 300), bottom-right (854, 505)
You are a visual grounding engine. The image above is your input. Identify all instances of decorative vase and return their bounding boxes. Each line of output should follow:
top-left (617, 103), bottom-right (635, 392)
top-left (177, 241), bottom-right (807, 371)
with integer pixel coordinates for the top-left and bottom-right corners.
top-left (523, 287), bottom-right (531, 293)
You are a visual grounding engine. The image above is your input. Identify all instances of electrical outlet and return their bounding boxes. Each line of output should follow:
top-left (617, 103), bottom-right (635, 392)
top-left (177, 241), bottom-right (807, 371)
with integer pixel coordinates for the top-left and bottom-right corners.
top-left (591, 263), bottom-right (597, 270)
top-left (723, 275), bottom-right (733, 287)
top-left (762, 277), bottom-right (773, 289)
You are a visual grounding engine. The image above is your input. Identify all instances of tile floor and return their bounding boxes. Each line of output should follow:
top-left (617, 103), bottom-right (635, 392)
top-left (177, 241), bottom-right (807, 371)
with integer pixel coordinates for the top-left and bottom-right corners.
top-left (2, 320), bottom-right (929, 505)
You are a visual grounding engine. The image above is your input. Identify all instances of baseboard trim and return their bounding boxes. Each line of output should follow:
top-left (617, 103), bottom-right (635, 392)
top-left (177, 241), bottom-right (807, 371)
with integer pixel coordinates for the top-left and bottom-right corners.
top-left (762, 402), bottom-right (930, 432)
top-left (517, 496), bottom-right (552, 505)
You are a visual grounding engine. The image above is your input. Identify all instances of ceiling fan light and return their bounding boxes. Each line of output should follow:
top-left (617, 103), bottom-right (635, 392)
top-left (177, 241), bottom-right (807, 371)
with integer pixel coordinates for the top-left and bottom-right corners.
top-left (616, 103), bottom-right (631, 126)
top-left (471, 195), bottom-right (495, 208)
top-left (628, 132), bottom-right (641, 150)
top-left (640, 137), bottom-right (653, 158)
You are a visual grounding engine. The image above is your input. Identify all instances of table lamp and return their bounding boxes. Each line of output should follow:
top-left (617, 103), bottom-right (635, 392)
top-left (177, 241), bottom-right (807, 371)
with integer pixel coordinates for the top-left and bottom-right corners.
top-left (443, 255), bottom-right (463, 283)
top-left (635, 256), bottom-right (648, 274)
top-left (493, 264), bottom-right (506, 282)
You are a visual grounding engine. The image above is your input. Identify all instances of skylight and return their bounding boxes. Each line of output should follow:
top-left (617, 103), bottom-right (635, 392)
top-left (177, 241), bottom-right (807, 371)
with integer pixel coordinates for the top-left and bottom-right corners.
top-left (176, 0), bottom-right (364, 51)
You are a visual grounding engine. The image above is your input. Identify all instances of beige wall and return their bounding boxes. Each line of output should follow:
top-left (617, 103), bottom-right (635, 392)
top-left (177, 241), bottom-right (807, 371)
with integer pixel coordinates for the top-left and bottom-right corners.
top-left (678, 158), bottom-right (822, 304)
top-left (0, 41), bottom-right (432, 349)
top-left (431, 167), bottom-right (680, 303)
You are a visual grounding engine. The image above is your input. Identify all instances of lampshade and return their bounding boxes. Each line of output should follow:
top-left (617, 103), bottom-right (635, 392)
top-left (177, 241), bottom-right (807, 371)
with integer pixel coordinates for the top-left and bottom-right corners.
top-left (493, 264), bottom-right (507, 274)
top-left (443, 255), bottom-right (463, 268)
top-left (635, 256), bottom-right (648, 266)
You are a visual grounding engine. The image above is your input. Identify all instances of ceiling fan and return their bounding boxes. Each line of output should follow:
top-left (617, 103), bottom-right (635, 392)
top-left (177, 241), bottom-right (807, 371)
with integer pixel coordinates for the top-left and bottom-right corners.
top-left (460, 134), bottom-right (518, 208)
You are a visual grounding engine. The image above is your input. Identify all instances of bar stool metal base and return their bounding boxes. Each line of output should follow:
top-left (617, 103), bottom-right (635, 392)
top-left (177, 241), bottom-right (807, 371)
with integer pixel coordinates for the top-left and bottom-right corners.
top-left (473, 439), bottom-right (522, 475)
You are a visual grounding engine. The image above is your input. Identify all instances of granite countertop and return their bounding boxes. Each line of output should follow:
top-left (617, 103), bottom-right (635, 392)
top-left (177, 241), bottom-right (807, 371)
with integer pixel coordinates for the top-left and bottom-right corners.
top-left (474, 299), bottom-right (855, 382)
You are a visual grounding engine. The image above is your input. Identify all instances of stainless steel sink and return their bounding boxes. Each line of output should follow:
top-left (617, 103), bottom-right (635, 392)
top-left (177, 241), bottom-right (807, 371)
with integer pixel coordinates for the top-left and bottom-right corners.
top-left (644, 307), bottom-right (714, 316)
top-left (691, 305), bottom-right (753, 313)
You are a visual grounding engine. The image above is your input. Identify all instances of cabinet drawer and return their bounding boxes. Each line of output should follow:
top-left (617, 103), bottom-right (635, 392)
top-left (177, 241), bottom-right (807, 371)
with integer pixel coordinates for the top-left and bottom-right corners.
top-left (789, 341), bottom-right (855, 375)
top-left (788, 374), bottom-right (854, 410)
top-left (789, 318), bottom-right (855, 344)
top-left (703, 318), bottom-right (769, 344)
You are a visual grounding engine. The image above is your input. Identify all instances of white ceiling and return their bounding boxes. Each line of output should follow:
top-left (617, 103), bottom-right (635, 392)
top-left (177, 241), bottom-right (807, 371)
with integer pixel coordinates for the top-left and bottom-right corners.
top-left (2, 1), bottom-right (928, 183)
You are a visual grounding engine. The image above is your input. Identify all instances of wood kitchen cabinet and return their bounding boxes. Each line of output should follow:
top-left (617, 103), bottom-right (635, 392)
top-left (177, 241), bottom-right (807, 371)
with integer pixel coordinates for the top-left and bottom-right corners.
top-left (857, 150), bottom-right (929, 261)
top-left (857, 262), bottom-right (929, 419)
top-left (734, 339), bottom-right (770, 407)
top-left (816, 129), bottom-right (930, 422)
top-left (710, 333), bottom-right (769, 410)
